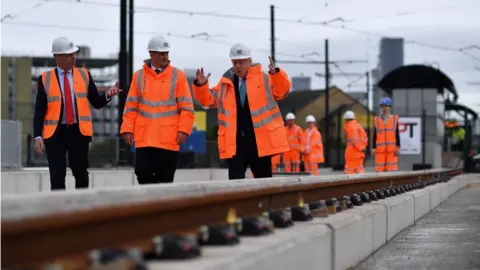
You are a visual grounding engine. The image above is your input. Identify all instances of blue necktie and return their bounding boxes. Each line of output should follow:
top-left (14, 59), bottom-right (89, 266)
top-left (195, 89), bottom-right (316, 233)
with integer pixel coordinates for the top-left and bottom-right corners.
top-left (239, 77), bottom-right (247, 107)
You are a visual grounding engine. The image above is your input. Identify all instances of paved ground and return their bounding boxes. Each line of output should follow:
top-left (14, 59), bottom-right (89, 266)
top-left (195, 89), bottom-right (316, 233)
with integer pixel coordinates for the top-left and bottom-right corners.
top-left (354, 184), bottom-right (480, 270)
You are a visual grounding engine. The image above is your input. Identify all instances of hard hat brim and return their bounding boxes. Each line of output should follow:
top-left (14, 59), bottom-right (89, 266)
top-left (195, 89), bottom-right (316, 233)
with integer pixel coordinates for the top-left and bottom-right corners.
top-left (149, 48), bottom-right (170, 53)
top-left (53, 46), bottom-right (79, 55)
top-left (230, 55), bottom-right (251, 60)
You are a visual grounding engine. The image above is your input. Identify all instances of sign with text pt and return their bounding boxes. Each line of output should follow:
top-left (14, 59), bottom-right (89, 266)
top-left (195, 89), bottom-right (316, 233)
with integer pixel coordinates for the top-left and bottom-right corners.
top-left (398, 117), bottom-right (422, 155)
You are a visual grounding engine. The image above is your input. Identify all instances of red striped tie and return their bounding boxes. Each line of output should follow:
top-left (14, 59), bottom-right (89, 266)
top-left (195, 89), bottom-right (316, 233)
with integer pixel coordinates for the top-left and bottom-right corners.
top-left (63, 72), bottom-right (74, 125)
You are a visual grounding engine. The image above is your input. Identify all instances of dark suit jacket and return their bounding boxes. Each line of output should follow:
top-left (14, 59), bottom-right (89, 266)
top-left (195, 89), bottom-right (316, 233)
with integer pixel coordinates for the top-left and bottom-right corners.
top-left (33, 68), bottom-right (111, 142)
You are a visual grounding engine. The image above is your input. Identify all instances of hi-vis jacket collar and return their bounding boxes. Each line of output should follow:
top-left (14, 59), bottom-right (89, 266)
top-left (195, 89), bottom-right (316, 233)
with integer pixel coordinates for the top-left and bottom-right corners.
top-left (220, 63), bottom-right (263, 86)
top-left (142, 59), bottom-right (171, 74)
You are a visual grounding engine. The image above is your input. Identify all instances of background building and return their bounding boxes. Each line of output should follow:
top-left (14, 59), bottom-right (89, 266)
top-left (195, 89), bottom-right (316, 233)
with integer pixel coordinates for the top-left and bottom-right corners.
top-left (372, 37), bottom-right (404, 113)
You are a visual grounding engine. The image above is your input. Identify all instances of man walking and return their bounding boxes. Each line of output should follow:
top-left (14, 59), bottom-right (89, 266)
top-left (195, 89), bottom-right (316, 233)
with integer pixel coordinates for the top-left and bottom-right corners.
top-left (33, 37), bottom-right (121, 190)
top-left (192, 43), bottom-right (291, 179)
top-left (121, 36), bottom-right (195, 184)
top-left (372, 97), bottom-right (400, 172)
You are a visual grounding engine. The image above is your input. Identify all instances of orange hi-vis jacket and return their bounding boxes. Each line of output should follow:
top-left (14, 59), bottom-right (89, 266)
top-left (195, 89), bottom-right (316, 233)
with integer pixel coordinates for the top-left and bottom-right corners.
top-left (303, 127), bottom-right (324, 163)
top-left (193, 64), bottom-right (291, 159)
top-left (120, 60), bottom-right (195, 152)
top-left (358, 125), bottom-right (368, 150)
top-left (286, 124), bottom-right (304, 152)
top-left (374, 114), bottom-right (399, 153)
top-left (41, 67), bottom-right (92, 139)
top-left (344, 120), bottom-right (366, 158)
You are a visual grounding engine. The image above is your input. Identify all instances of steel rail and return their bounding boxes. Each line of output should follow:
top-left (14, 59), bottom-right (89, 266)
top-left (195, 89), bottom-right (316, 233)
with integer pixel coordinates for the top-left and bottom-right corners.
top-left (1, 169), bottom-right (462, 268)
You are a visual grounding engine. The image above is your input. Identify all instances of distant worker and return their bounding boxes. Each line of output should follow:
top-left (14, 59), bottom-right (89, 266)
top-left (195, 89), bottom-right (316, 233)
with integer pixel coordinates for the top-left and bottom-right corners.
top-left (283, 112), bottom-right (304, 172)
top-left (272, 154), bottom-right (282, 173)
top-left (33, 37), bottom-right (121, 190)
top-left (193, 43), bottom-right (291, 179)
top-left (452, 125), bottom-right (465, 151)
top-left (343, 110), bottom-right (367, 174)
top-left (372, 97), bottom-right (400, 172)
top-left (302, 115), bottom-right (324, 175)
top-left (121, 36), bottom-right (195, 184)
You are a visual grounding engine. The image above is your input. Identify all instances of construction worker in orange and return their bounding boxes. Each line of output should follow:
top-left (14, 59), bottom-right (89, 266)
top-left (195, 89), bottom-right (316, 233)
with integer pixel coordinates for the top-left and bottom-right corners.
top-left (302, 115), bottom-right (324, 175)
top-left (343, 110), bottom-right (367, 174)
top-left (372, 97), bottom-right (400, 172)
top-left (192, 43), bottom-right (291, 180)
top-left (283, 112), bottom-right (304, 172)
top-left (121, 36), bottom-right (195, 184)
top-left (271, 154), bottom-right (282, 173)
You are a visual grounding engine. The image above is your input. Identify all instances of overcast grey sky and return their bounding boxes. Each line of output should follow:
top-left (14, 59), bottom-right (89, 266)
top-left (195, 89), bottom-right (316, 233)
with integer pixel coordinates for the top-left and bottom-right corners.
top-left (2, 0), bottom-right (479, 113)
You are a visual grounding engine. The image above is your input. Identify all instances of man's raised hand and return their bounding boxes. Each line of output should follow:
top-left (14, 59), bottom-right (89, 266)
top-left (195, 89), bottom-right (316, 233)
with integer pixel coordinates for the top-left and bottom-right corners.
top-left (195, 68), bottom-right (211, 85)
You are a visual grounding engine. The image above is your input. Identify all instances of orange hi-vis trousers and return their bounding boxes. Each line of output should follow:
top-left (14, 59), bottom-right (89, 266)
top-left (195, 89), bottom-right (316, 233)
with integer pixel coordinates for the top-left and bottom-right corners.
top-left (344, 158), bottom-right (365, 174)
top-left (283, 150), bottom-right (301, 172)
top-left (375, 151), bottom-right (398, 172)
top-left (303, 153), bottom-right (319, 176)
top-left (272, 154), bottom-right (281, 173)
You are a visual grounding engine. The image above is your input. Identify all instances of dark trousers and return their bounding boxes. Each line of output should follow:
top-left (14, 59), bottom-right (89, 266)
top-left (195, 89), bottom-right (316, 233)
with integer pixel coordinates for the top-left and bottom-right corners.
top-left (45, 124), bottom-right (89, 190)
top-left (134, 147), bottom-right (179, 184)
top-left (227, 136), bottom-right (272, 180)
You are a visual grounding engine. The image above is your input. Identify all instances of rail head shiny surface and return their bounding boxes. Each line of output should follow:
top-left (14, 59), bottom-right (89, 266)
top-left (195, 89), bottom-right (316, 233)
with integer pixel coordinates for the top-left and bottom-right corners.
top-left (0, 168), bottom-right (463, 268)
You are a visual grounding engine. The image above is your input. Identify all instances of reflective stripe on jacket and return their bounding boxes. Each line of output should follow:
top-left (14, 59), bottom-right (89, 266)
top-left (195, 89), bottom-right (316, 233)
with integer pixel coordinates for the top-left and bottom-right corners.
top-left (120, 60), bottom-right (195, 151)
top-left (42, 67), bottom-right (92, 139)
top-left (374, 114), bottom-right (398, 153)
top-left (193, 64), bottom-right (291, 159)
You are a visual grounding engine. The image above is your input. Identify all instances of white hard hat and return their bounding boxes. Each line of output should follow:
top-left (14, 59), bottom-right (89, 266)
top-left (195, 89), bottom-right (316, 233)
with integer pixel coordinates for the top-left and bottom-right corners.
top-left (286, 113), bottom-right (296, 120)
top-left (306, 115), bottom-right (316, 123)
top-left (52, 37), bottom-right (79, 55)
top-left (147, 36), bottom-right (170, 52)
top-left (343, 110), bottom-right (355, 120)
top-left (229, 43), bottom-right (251, 60)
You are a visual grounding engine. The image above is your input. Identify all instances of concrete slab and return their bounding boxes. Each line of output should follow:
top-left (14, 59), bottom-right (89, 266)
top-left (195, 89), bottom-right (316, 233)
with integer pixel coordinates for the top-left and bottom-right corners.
top-left (439, 182), bottom-right (450, 201)
top-left (446, 179), bottom-right (460, 197)
top-left (406, 188), bottom-right (431, 221)
top-left (92, 170), bottom-right (133, 188)
top-left (13, 172), bottom-right (41, 194)
top-left (316, 204), bottom-right (386, 270)
top-left (427, 184), bottom-right (442, 209)
top-left (148, 221), bottom-right (332, 270)
top-left (371, 194), bottom-right (415, 241)
top-left (354, 186), bottom-right (480, 270)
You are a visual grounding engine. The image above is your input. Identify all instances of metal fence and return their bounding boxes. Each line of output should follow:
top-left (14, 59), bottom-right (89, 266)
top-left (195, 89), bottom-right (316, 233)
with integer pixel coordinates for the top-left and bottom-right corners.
top-left (1, 120), bottom-right (23, 170)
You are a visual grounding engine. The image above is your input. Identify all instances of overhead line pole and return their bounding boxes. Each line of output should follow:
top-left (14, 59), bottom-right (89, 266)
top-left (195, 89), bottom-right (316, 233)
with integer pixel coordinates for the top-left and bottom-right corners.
top-left (118, 0), bottom-right (129, 166)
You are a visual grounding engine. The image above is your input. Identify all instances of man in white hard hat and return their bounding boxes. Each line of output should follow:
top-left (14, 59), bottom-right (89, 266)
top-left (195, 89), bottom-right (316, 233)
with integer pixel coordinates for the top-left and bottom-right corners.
top-left (302, 115), bottom-right (324, 175)
top-left (33, 37), bottom-right (122, 190)
top-left (192, 43), bottom-right (291, 179)
top-left (283, 112), bottom-right (304, 172)
top-left (343, 110), bottom-right (367, 174)
top-left (121, 36), bottom-right (195, 184)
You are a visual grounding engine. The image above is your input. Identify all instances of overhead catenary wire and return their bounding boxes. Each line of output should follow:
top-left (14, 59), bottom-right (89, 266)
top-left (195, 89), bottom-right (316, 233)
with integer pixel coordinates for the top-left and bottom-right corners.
top-left (4, 0), bottom-right (480, 63)
top-left (1, 21), bottom-right (304, 59)
top-left (12, 0), bottom-right (479, 63)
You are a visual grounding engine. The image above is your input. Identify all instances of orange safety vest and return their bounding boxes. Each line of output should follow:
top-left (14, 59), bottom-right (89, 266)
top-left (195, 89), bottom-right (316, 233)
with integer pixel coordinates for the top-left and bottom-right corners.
top-left (303, 127), bottom-right (324, 163)
top-left (374, 114), bottom-right (398, 153)
top-left (286, 124), bottom-right (304, 152)
top-left (192, 64), bottom-right (291, 159)
top-left (41, 67), bottom-right (92, 139)
top-left (120, 60), bottom-right (195, 152)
